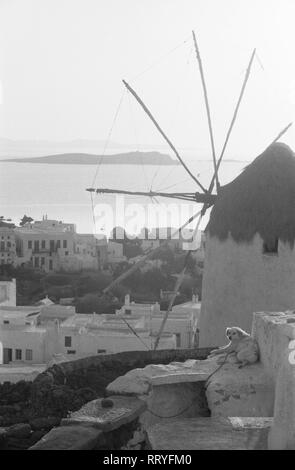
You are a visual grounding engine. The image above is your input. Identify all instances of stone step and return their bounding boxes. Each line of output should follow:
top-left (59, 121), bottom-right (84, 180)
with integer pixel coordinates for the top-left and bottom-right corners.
top-left (29, 425), bottom-right (103, 450)
top-left (147, 417), bottom-right (273, 450)
top-left (61, 395), bottom-right (146, 432)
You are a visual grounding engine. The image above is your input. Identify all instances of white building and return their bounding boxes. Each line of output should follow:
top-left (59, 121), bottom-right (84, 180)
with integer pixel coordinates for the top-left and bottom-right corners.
top-left (0, 227), bottom-right (17, 266)
top-left (199, 143), bottom-right (295, 347)
top-left (38, 304), bottom-right (76, 325)
top-left (15, 217), bottom-right (108, 272)
top-left (15, 224), bottom-right (75, 272)
top-left (0, 279), bottom-right (16, 306)
top-left (0, 306), bottom-right (42, 364)
top-left (0, 305), bottom-right (74, 364)
top-left (0, 302), bottom-right (176, 365)
top-left (116, 294), bottom-right (200, 348)
top-left (107, 241), bottom-right (126, 264)
top-left (57, 313), bottom-right (176, 358)
top-left (74, 234), bottom-right (108, 270)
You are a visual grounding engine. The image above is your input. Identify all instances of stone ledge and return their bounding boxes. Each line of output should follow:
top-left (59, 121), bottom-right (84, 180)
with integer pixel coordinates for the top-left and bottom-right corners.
top-left (29, 425), bottom-right (103, 450)
top-left (206, 362), bottom-right (274, 417)
top-left (147, 417), bottom-right (272, 450)
top-left (61, 396), bottom-right (146, 432)
top-left (150, 359), bottom-right (216, 386)
top-left (106, 359), bottom-right (215, 396)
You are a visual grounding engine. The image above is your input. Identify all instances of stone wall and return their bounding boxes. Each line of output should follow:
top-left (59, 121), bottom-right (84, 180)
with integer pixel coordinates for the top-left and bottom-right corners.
top-left (252, 311), bottom-right (295, 382)
top-left (0, 347), bottom-right (211, 450)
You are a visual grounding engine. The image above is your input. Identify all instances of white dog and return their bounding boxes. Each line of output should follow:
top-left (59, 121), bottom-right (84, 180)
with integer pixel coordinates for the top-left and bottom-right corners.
top-left (208, 327), bottom-right (259, 368)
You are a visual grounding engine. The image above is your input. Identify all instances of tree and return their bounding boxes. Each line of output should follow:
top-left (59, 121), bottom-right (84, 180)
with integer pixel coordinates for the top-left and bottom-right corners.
top-left (123, 242), bottom-right (143, 259)
top-left (20, 215), bottom-right (34, 226)
top-left (142, 268), bottom-right (169, 295)
top-left (0, 216), bottom-right (15, 228)
top-left (76, 272), bottom-right (112, 296)
top-left (76, 293), bottom-right (119, 314)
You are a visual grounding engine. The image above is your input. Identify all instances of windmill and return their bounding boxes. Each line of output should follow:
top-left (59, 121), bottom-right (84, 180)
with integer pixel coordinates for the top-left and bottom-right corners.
top-left (86, 31), bottom-right (292, 350)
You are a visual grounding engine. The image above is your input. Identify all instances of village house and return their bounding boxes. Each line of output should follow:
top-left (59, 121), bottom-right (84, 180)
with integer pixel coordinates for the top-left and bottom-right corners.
top-left (0, 278), bottom-right (16, 307)
top-left (14, 216), bottom-right (108, 272)
top-left (0, 227), bottom-right (17, 267)
top-left (0, 299), bottom-right (178, 366)
top-left (0, 306), bottom-right (42, 364)
top-left (57, 313), bottom-right (176, 358)
top-left (107, 240), bottom-right (126, 264)
top-left (116, 294), bottom-right (200, 348)
top-left (74, 233), bottom-right (108, 270)
top-left (15, 220), bottom-right (75, 272)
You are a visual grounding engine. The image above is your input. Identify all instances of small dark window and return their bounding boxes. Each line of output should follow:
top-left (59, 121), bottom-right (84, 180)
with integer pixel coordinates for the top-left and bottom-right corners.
top-left (28, 240), bottom-right (32, 249)
top-left (67, 350), bottom-right (76, 354)
top-left (26, 349), bottom-right (33, 361)
top-left (175, 333), bottom-right (181, 348)
top-left (41, 240), bottom-right (46, 249)
top-left (15, 349), bottom-right (22, 360)
top-left (125, 309), bottom-right (132, 315)
top-left (263, 238), bottom-right (279, 255)
top-left (63, 240), bottom-right (67, 248)
top-left (65, 336), bottom-right (72, 347)
top-left (3, 320), bottom-right (9, 324)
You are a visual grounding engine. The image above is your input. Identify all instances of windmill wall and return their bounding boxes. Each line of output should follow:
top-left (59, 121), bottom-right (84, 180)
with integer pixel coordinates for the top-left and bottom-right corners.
top-left (198, 233), bottom-right (295, 347)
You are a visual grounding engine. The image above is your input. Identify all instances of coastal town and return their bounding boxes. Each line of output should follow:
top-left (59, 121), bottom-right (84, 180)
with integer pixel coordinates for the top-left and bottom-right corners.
top-left (0, 215), bottom-right (204, 373)
top-left (1, 0), bottom-right (295, 456)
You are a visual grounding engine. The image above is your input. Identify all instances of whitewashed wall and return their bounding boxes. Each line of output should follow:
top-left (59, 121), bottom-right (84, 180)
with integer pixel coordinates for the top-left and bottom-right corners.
top-left (199, 233), bottom-right (295, 347)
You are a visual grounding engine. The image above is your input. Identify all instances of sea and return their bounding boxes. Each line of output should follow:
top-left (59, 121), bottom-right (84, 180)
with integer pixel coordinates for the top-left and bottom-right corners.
top-left (0, 154), bottom-right (248, 236)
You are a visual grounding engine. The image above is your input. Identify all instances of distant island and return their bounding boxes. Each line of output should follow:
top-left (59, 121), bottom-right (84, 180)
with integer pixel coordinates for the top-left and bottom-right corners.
top-left (3, 151), bottom-right (179, 166)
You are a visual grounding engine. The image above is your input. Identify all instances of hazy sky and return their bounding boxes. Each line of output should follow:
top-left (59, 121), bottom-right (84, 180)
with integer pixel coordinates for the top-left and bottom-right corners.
top-left (0, 0), bottom-right (295, 159)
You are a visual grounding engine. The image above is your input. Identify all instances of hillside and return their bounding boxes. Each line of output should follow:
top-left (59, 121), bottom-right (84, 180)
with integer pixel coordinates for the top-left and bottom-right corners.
top-left (4, 151), bottom-right (179, 166)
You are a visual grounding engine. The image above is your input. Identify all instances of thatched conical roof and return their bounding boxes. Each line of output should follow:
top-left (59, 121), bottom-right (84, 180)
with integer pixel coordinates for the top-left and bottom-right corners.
top-left (206, 143), bottom-right (295, 247)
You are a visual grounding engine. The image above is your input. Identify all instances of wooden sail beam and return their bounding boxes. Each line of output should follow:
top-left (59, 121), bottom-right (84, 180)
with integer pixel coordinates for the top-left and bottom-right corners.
top-left (207, 48), bottom-right (256, 196)
top-left (153, 210), bottom-right (204, 350)
top-left (192, 31), bottom-right (219, 193)
top-left (122, 80), bottom-right (208, 194)
top-left (86, 187), bottom-right (217, 205)
top-left (271, 122), bottom-right (293, 145)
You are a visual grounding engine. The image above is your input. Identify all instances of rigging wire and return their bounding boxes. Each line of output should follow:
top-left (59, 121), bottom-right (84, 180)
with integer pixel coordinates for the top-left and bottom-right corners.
top-left (127, 89), bottom-right (149, 190)
top-left (91, 89), bottom-right (126, 189)
top-left (89, 90), bottom-right (126, 233)
top-left (158, 176), bottom-right (196, 192)
top-left (153, 43), bottom-right (195, 192)
top-left (122, 80), bottom-right (207, 193)
top-left (255, 51), bottom-right (265, 71)
top-left (120, 316), bottom-right (150, 351)
top-left (192, 31), bottom-right (219, 193)
top-left (89, 190), bottom-right (96, 231)
top-left (130, 35), bottom-right (191, 82)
